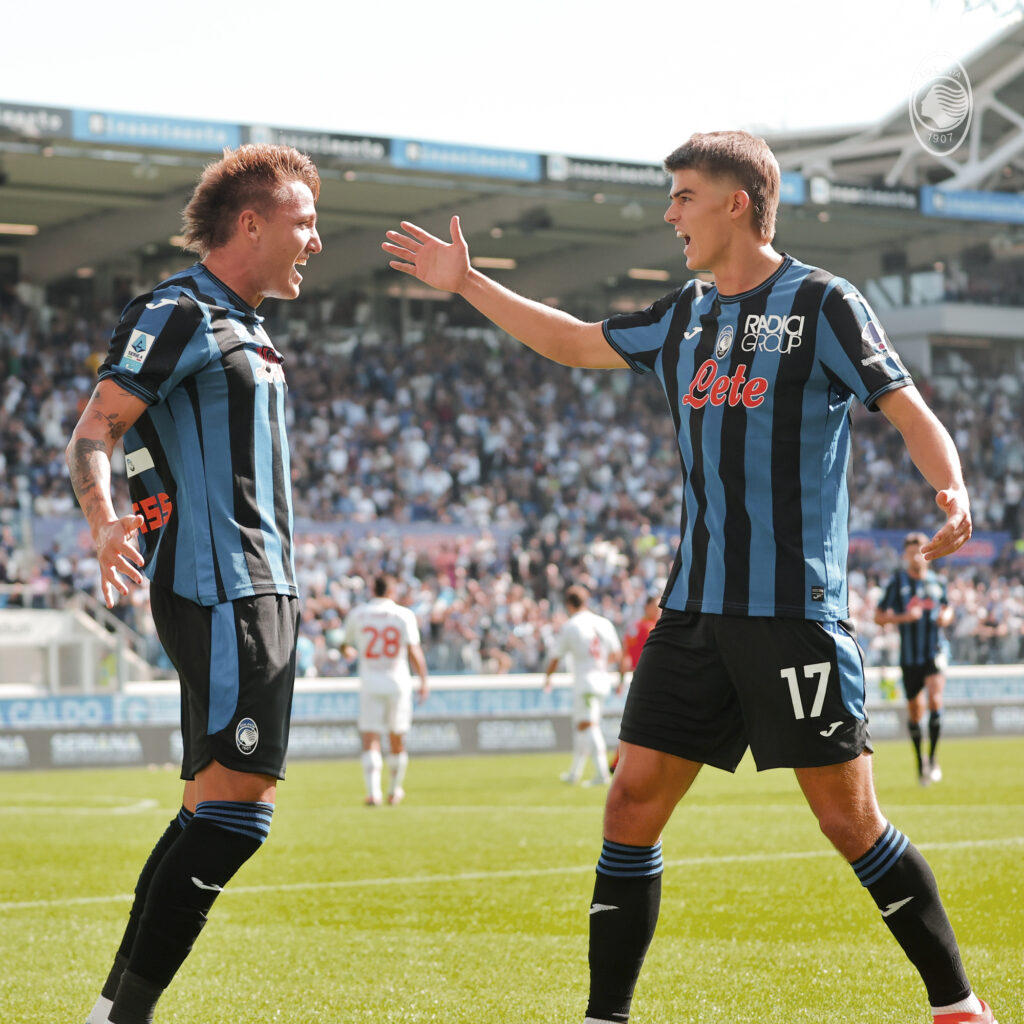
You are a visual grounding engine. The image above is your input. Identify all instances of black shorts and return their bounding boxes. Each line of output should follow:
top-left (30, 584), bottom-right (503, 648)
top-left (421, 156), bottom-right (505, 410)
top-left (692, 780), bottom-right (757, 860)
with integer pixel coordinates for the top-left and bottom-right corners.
top-left (900, 659), bottom-right (941, 701)
top-left (150, 585), bottom-right (299, 780)
top-left (619, 610), bottom-right (873, 772)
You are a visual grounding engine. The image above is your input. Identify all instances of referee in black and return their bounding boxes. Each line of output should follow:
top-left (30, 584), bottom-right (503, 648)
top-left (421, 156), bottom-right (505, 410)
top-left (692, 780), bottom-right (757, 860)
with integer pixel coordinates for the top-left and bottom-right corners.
top-left (875, 531), bottom-right (955, 785)
top-left (68, 143), bottom-right (322, 1024)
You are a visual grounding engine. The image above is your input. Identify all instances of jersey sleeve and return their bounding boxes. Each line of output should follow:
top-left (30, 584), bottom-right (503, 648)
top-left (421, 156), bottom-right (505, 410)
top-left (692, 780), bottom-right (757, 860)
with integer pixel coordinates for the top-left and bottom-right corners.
top-left (98, 287), bottom-right (212, 404)
top-left (600, 617), bottom-right (621, 653)
top-left (550, 624), bottom-right (571, 660)
top-left (817, 278), bottom-right (912, 410)
top-left (878, 575), bottom-right (901, 613)
top-left (602, 285), bottom-right (688, 375)
top-left (342, 610), bottom-right (361, 649)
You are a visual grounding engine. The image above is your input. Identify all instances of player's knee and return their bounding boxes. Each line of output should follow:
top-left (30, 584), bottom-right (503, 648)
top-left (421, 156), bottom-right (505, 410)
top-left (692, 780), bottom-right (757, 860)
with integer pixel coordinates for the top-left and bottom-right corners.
top-left (814, 806), bottom-right (882, 861)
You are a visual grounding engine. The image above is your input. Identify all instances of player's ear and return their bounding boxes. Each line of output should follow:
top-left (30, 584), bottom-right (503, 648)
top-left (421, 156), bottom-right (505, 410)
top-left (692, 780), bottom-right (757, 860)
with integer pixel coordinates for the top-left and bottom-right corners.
top-left (729, 189), bottom-right (751, 221)
top-left (238, 208), bottom-right (261, 244)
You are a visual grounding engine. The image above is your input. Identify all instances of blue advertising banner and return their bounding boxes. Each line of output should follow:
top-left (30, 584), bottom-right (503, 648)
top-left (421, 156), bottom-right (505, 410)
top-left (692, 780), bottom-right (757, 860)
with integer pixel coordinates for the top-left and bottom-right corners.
top-left (849, 529), bottom-right (1010, 565)
top-left (391, 138), bottom-right (542, 181)
top-left (780, 171), bottom-right (806, 205)
top-left (0, 101), bottom-right (72, 138)
top-left (72, 109), bottom-right (240, 151)
top-left (920, 185), bottom-right (1024, 225)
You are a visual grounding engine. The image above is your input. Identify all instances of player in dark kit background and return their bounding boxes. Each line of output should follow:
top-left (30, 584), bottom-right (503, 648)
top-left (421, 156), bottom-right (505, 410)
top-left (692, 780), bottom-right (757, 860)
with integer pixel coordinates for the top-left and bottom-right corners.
top-left (67, 144), bottom-right (322, 1024)
top-left (875, 531), bottom-right (955, 786)
top-left (383, 131), bottom-right (997, 1024)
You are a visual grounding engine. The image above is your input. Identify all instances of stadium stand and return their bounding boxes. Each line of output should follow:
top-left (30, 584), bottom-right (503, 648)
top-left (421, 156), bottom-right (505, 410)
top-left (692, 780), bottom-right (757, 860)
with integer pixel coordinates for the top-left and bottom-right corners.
top-left (2, 282), bottom-right (1023, 681)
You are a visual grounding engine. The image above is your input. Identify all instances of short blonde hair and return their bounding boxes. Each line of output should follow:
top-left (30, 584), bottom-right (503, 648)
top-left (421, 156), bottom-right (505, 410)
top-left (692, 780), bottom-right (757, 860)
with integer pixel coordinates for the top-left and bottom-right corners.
top-left (181, 144), bottom-right (320, 258)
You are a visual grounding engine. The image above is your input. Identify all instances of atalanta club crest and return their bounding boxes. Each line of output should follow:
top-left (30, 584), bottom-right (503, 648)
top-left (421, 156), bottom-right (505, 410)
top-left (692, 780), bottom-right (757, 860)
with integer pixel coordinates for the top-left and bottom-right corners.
top-left (714, 325), bottom-right (734, 360)
top-left (235, 717), bottom-right (259, 755)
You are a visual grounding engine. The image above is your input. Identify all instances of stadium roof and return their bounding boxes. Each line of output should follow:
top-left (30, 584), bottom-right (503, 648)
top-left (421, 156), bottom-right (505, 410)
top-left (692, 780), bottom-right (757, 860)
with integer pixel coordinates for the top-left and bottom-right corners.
top-left (1, 20), bottom-right (1023, 310)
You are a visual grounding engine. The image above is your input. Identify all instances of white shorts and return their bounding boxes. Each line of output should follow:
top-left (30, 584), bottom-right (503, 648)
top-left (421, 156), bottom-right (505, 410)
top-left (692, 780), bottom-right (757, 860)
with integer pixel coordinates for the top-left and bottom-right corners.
top-left (572, 690), bottom-right (604, 727)
top-left (359, 690), bottom-right (413, 735)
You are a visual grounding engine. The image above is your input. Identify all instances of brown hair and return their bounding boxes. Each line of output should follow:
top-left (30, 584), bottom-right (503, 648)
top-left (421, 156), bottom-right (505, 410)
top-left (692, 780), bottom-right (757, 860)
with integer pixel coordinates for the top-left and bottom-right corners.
top-left (181, 144), bottom-right (321, 258)
top-left (564, 585), bottom-right (589, 610)
top-left (664, 131), bottom-right (780, 241)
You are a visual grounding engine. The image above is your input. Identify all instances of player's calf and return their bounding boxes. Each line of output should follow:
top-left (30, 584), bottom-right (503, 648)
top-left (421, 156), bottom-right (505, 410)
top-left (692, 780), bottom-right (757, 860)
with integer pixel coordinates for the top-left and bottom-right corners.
top-left (107, 801), bottom-right (274, 1024)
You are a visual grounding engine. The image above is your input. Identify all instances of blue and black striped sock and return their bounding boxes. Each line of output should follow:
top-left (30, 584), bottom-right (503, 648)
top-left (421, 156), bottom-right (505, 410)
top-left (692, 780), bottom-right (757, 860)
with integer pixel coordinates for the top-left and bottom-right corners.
top-left (586, 840), bottom-right (663, 1023)
top-left (113, 800), bottom-right (274, 1015)
top-left (852, 823), bottom-right (970, 1006)
top-left (193, 800), bottom-right (274, 844)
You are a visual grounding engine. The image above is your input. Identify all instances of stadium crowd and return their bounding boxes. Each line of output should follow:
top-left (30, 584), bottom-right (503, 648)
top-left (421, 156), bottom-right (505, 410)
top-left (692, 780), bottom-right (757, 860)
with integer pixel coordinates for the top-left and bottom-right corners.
top-left (2, 279), bottom-right (1024, 675)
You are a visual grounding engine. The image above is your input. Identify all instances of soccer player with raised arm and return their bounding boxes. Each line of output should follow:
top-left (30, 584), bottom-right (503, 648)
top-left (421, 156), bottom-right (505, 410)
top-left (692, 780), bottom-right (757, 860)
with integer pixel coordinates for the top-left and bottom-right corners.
top-left (382, 131), bottom-right (997, 1024)
top-left (342, 574), bottom-right (430, 806)
top-left (68, 144), bottom-right (322, 1024)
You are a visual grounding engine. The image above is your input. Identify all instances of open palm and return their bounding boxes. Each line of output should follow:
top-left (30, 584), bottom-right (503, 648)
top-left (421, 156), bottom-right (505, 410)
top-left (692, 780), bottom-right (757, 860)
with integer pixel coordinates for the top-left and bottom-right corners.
top-left (382, 216), bottom-right (471, 293)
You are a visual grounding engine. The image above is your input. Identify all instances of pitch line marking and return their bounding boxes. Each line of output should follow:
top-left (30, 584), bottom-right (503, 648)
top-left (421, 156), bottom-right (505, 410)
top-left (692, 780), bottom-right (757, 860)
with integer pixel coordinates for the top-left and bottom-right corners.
top-left (1, 836), bottom-right (1021, 913)
top-left (0, 798), bottom-right (159, 815)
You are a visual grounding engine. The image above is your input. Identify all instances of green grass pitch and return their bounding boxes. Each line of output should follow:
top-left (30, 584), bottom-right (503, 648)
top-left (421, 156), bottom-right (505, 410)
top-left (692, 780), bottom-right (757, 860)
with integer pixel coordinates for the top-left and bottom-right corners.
top-left (1, 738), bottom-right (1021, 1023)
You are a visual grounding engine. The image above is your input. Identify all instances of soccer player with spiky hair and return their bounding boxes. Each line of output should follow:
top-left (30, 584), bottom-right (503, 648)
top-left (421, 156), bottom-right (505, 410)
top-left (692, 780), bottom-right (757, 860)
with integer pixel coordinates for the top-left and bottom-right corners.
top-left (383, 130), bottom-right (997, 1024)
top-left (68, 144), bottom-right (322, 1024)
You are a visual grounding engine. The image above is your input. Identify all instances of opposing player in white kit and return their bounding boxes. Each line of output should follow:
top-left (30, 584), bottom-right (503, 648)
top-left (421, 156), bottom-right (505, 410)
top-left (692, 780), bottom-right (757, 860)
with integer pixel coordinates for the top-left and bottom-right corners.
top-left (545, 586), bottom-right (623, 787)
top-left (342, 575), bottom-right (429, 805)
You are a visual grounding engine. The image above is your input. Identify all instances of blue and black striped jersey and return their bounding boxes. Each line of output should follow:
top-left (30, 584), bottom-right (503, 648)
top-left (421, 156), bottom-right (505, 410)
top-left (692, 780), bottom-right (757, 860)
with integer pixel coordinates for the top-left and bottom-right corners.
top-left (604, 255), bottom-right (912, 621)
top-left (98, 264), bottom-right (296, 606)
top-left (878, 570), bottom-right (949, 665)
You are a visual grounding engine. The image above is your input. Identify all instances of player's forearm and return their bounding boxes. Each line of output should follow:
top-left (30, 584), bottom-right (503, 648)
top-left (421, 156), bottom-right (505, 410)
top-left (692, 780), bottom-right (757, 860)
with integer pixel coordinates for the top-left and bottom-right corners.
top-left (66, 437), bottom-right (120, 542)
top-left (881, 389), bottom-right (966, 496)
top-left (902, 414), bottom-right (966, 496)
top-left (457, 269), bottom-right (618, 369)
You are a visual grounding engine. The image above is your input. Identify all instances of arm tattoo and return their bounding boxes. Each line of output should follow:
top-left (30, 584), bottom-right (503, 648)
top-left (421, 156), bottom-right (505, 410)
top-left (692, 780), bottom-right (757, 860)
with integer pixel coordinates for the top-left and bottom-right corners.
top-left (67, 438), bottom-right (110, 515)
top-left (88, 407), bottom-right (131, 442)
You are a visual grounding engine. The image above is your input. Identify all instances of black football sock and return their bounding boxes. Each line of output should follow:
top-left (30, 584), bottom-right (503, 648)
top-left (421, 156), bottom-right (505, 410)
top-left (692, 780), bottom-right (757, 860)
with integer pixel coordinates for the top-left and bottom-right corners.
top-left (95, 806), bottom-right (194, 1009)
top-left (851, 823), bottom-right (971, 1006)
top-left (908, 720), bottom-right (924, 772)
top-left (114, 807), bottom-right (194, 968)
top-left (109, 801), bottom-right (273, 1024)
top-left (929, 710), bottom-right (943, 763)
top-left (586, 839), bottom-right (663, 1023)
top-left (108, 971), bottom-right (162, 1024)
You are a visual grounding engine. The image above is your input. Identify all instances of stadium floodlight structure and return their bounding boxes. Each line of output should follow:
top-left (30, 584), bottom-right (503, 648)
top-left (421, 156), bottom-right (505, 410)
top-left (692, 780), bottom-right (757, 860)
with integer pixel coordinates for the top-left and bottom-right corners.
top-left (940, 0), bottom-right (1024, 12)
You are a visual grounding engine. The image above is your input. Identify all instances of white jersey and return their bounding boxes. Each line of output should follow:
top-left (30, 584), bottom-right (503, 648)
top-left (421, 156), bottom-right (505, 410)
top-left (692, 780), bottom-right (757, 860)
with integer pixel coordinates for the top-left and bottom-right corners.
top-left (343, 597), bottom-right (421, 695)
top-left (551, 609), bottom-right (621, 697)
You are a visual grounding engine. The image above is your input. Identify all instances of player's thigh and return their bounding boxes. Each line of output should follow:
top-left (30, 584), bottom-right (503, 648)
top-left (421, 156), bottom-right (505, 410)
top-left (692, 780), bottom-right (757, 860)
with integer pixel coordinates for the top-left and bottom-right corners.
top-left (901, 664), bottom-right (928, 702)
top-left (572, 690), bottom-right (602, 727)
top-left (387, 691), bottom-right (413, 735)
top-left (618, 610), bottom-right (747, 772)
top-left (151, 587), bottom-right (299, 782)
top-left (359, 692), bottom-right (390, 734)
top-left (717, 617), bottom-right (872, 770)
top-left (923, 665), bottom-right (945, 705)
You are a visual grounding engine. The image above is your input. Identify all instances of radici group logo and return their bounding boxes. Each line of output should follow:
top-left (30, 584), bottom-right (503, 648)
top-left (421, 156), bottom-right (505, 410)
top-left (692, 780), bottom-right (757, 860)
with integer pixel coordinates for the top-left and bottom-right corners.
top-left (909, 53), bottom-right (973, 157)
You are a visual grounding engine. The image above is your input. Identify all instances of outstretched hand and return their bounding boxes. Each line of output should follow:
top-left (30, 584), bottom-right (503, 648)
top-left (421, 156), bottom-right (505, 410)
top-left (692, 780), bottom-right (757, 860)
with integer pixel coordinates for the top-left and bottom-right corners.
top-left (382, 216), bottom-right (471, 294)
top-left (95, 513), bottom-right (146, 608)
top-left (921, 486), bottom-right (972, 561)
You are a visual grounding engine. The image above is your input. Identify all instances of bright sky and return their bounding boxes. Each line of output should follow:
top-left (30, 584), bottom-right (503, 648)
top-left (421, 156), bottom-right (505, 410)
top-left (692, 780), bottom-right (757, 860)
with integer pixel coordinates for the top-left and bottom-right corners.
top-left (2, 0), bottom-right (1021, 163)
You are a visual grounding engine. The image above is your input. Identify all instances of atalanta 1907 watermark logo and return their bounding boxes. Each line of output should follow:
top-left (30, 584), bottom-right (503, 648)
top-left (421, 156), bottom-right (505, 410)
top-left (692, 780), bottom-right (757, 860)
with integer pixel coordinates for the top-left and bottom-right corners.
top-left (909, 53), bottom-right (973, 157)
